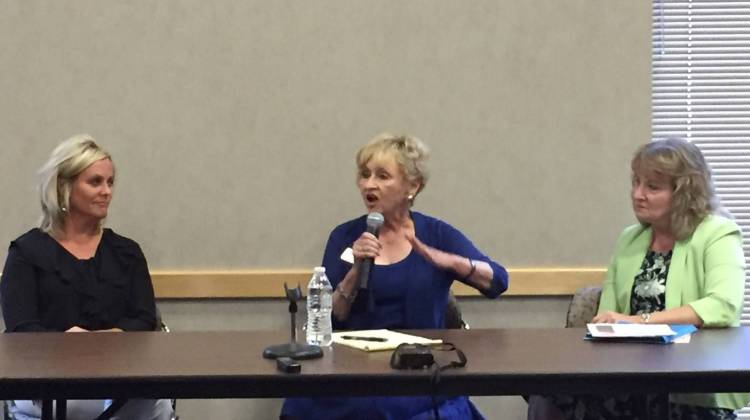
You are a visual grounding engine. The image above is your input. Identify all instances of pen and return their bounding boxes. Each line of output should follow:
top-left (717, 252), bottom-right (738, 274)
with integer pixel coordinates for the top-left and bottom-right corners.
top-left (340, 335), bottom-right (388, 342)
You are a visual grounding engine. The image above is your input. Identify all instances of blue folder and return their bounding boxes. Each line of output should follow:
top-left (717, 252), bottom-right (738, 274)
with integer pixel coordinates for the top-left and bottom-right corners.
top-left (584, 324), bottom-right (698, 344)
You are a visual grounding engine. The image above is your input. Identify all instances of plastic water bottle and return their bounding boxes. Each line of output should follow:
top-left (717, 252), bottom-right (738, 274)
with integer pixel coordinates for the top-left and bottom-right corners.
top-left (306, 266), bottom-right (333, 346)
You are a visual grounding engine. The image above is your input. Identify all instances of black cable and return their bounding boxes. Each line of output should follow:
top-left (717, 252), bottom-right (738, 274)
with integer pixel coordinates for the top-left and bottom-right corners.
top-left (389, 342), bottom-right (467, 420)
top-left (430, 363), bottom-right (441, 420)
top-left (429, 342), bottom-right (467, 420)
top-left (92, 399), bottom-right (128, 420)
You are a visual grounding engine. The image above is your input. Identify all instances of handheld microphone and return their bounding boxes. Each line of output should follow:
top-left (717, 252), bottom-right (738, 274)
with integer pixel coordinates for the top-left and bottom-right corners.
top-left (357, 212), bottom-right (384, 290)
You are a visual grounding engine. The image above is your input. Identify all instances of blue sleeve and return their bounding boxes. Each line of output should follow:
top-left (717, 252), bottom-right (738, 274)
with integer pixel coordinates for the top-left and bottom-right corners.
top-left (321, 225), bottom-right (358, 330)
top-left (436, 222), bottom-right (508, 299)
top-left (321, 226), bottom-right (353, 290)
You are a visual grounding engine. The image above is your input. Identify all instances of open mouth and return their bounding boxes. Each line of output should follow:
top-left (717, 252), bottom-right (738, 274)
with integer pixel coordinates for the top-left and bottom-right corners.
top-left (365, 193), bottom-right (378, 204)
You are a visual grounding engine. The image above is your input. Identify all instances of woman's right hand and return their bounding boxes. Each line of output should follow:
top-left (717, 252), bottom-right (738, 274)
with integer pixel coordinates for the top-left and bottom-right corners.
top-left (65, 326), bottom-right (89, 333)
top-left (591, 311), bottom-right (636, 324)
top-left (352, 232), bottom-right (381, 262)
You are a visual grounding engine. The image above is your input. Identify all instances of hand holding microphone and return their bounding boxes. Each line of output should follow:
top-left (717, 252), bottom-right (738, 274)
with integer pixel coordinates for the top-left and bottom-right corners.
top-left (355, 212), bottom-right (384, 290)
top-left (352, 233), bottom-right (381, 261)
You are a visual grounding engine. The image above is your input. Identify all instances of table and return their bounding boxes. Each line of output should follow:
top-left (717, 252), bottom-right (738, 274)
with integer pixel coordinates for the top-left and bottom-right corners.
top-left (2, 328), bottom-right (749, 418)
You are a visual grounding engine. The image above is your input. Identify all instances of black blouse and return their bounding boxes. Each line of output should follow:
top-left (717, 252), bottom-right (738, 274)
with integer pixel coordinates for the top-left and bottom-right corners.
top-left (1, 228), bottom-right (157, 332)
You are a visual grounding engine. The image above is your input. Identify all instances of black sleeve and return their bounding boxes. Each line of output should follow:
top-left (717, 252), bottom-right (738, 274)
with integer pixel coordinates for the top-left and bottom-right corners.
top-left (0, 243), bottom-right (52, 332)
top-left (114, 242), bottom-right (157, 331)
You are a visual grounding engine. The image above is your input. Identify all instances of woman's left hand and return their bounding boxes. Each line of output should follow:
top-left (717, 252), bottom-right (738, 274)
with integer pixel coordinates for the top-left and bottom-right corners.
top-left (592, 311), bottom-right (639, 324)
top-left (406, 231), bottom-right (496, 292)
top-left (405, 231), bottom-right (455, 271)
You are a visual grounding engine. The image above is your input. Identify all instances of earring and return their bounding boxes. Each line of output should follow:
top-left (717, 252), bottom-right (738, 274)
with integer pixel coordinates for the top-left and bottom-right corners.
top-left (61, 206), bottom-right (67, 212)
top-left (407, 194), bottom-right (414, 201)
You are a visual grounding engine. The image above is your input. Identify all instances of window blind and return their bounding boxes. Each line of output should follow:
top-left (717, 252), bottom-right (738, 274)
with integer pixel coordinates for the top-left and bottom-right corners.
top-left (652, 3), bottom-right (750, 413)
top-left (652, 1), bottom-right (750, 413)
top-left (652, 0), bottom-right (750, 326)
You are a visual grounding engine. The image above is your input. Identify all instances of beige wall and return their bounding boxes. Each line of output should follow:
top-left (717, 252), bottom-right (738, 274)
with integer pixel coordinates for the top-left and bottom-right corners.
top-left (0, 2), bottom-right (651, 418)
top-left (0, 0), bottom-right (650, 270)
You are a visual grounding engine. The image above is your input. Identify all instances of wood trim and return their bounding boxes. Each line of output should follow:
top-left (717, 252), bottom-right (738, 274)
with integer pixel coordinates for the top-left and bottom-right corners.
top-left (151, 268), bottom-right (606, 299)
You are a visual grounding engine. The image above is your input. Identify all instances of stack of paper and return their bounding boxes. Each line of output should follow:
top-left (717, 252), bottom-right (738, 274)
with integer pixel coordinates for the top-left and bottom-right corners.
top-left (586, 323), bottom-right (697, 344)
top-left (332, 329), bottom-right (442, 352)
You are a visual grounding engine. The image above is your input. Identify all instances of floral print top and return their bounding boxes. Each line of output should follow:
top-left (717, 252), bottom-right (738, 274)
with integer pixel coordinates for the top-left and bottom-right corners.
top-left (629, 249), bottom-right (672, 315)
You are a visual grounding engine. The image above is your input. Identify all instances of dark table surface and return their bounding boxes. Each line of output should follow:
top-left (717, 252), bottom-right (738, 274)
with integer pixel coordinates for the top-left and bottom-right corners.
top-left (1, 327), bottom-right (749, 400)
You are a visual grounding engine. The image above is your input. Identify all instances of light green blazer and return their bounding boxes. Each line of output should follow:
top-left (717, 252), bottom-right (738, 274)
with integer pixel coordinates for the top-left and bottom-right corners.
top-left (598, 214), bottom-right (748, 410)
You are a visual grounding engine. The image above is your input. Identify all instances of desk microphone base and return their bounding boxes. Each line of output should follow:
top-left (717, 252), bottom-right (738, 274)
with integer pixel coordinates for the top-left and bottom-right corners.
top-left (262, 342), bottom-right (323, 360)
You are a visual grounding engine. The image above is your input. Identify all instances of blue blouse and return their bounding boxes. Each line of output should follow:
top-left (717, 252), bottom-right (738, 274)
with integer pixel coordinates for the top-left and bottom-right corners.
top-left (282, 212), bottom-right (508, 420)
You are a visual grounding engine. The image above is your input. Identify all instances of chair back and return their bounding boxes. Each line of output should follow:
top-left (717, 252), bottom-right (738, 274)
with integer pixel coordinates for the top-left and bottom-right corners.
top-left (444, 291), bottom-right (469, 329)
top-left (565, 286), bottom-right (602, 328)
top-left (526, 285), bottom-right (604, 420)
top-left (155, 306), bottom-right (169, 332)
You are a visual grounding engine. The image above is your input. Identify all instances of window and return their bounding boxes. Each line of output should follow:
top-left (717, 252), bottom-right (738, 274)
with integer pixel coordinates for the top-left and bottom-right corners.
top-left (652, 0), bottom-right (750, 320)
top-left (652, 1), bottom-right (750, 413)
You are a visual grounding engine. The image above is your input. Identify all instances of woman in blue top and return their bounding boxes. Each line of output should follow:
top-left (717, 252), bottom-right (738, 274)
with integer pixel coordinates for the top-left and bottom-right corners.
top-left (281, 133), bottom-right (509, 420)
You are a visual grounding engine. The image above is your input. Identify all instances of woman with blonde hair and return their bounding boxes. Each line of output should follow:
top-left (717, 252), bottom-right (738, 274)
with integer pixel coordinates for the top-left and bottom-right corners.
top-left (1, 134), bottom-right (172, 420)
top-left (281, 133), bottom-right (508, 419)
top-left (541, 138), bottom-right (749, 420)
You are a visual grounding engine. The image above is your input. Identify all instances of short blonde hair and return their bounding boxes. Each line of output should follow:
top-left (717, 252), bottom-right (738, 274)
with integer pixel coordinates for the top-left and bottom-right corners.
top-left (356, 133), bottom-right (430, 202)
top-left (631, 137), bottom-right (718, 240)
top-left (38, 134), bottom-right (113, 234)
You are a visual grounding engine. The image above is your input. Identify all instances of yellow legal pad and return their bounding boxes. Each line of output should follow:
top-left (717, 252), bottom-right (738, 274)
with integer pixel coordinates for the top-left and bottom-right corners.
top-left (332, 329), bottom-right (443, 352)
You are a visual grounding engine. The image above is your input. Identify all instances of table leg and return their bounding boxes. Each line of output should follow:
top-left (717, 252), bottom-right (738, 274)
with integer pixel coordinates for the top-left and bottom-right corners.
top-left (56, 399), bottom-right (67, 420)
top-left (637, 393), bottom-right (668, 420)
top-left (654, 393), bottom-right (668, 419)
top-left (41, 399), bottom-right (53, 420)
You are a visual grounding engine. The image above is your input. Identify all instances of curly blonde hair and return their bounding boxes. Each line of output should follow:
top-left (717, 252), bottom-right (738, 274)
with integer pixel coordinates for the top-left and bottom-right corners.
top-left (38, 134), bottom-right (113, 234)
top-left (355, 133), bottom-right (430, 204)
top-left (631, 137), bottom-right (719, 240)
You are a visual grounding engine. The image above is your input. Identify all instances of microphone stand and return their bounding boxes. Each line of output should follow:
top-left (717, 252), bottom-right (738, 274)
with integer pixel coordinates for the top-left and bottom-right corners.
top-left (262, 283), bottom-right (323, 360)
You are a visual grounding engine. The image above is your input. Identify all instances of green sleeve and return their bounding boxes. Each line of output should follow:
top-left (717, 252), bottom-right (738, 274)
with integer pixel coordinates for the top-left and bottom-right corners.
top-left (688, 230), bottom-right (745, 327)
top-left (597, 252), bottom-right (618, 314)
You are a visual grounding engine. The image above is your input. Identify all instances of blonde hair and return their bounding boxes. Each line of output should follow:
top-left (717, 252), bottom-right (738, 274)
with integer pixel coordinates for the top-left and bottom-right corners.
top-left (631, 137), bottom-right (718, 240)
top-left (356, 133), bottom-right (430, 203)
top-left (38, 134), bottom-right (113, 234)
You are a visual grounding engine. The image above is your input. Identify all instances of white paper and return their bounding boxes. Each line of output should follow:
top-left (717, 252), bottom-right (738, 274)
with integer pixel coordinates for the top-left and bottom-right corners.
top-left (332, 329), bottom-right (442, 352)
top-left (586, 323), bottom-right (676, 338)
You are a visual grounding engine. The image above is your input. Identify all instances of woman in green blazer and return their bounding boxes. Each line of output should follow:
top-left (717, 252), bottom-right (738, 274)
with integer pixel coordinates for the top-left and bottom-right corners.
top-left (554, 138), bottom-right (748, 419)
